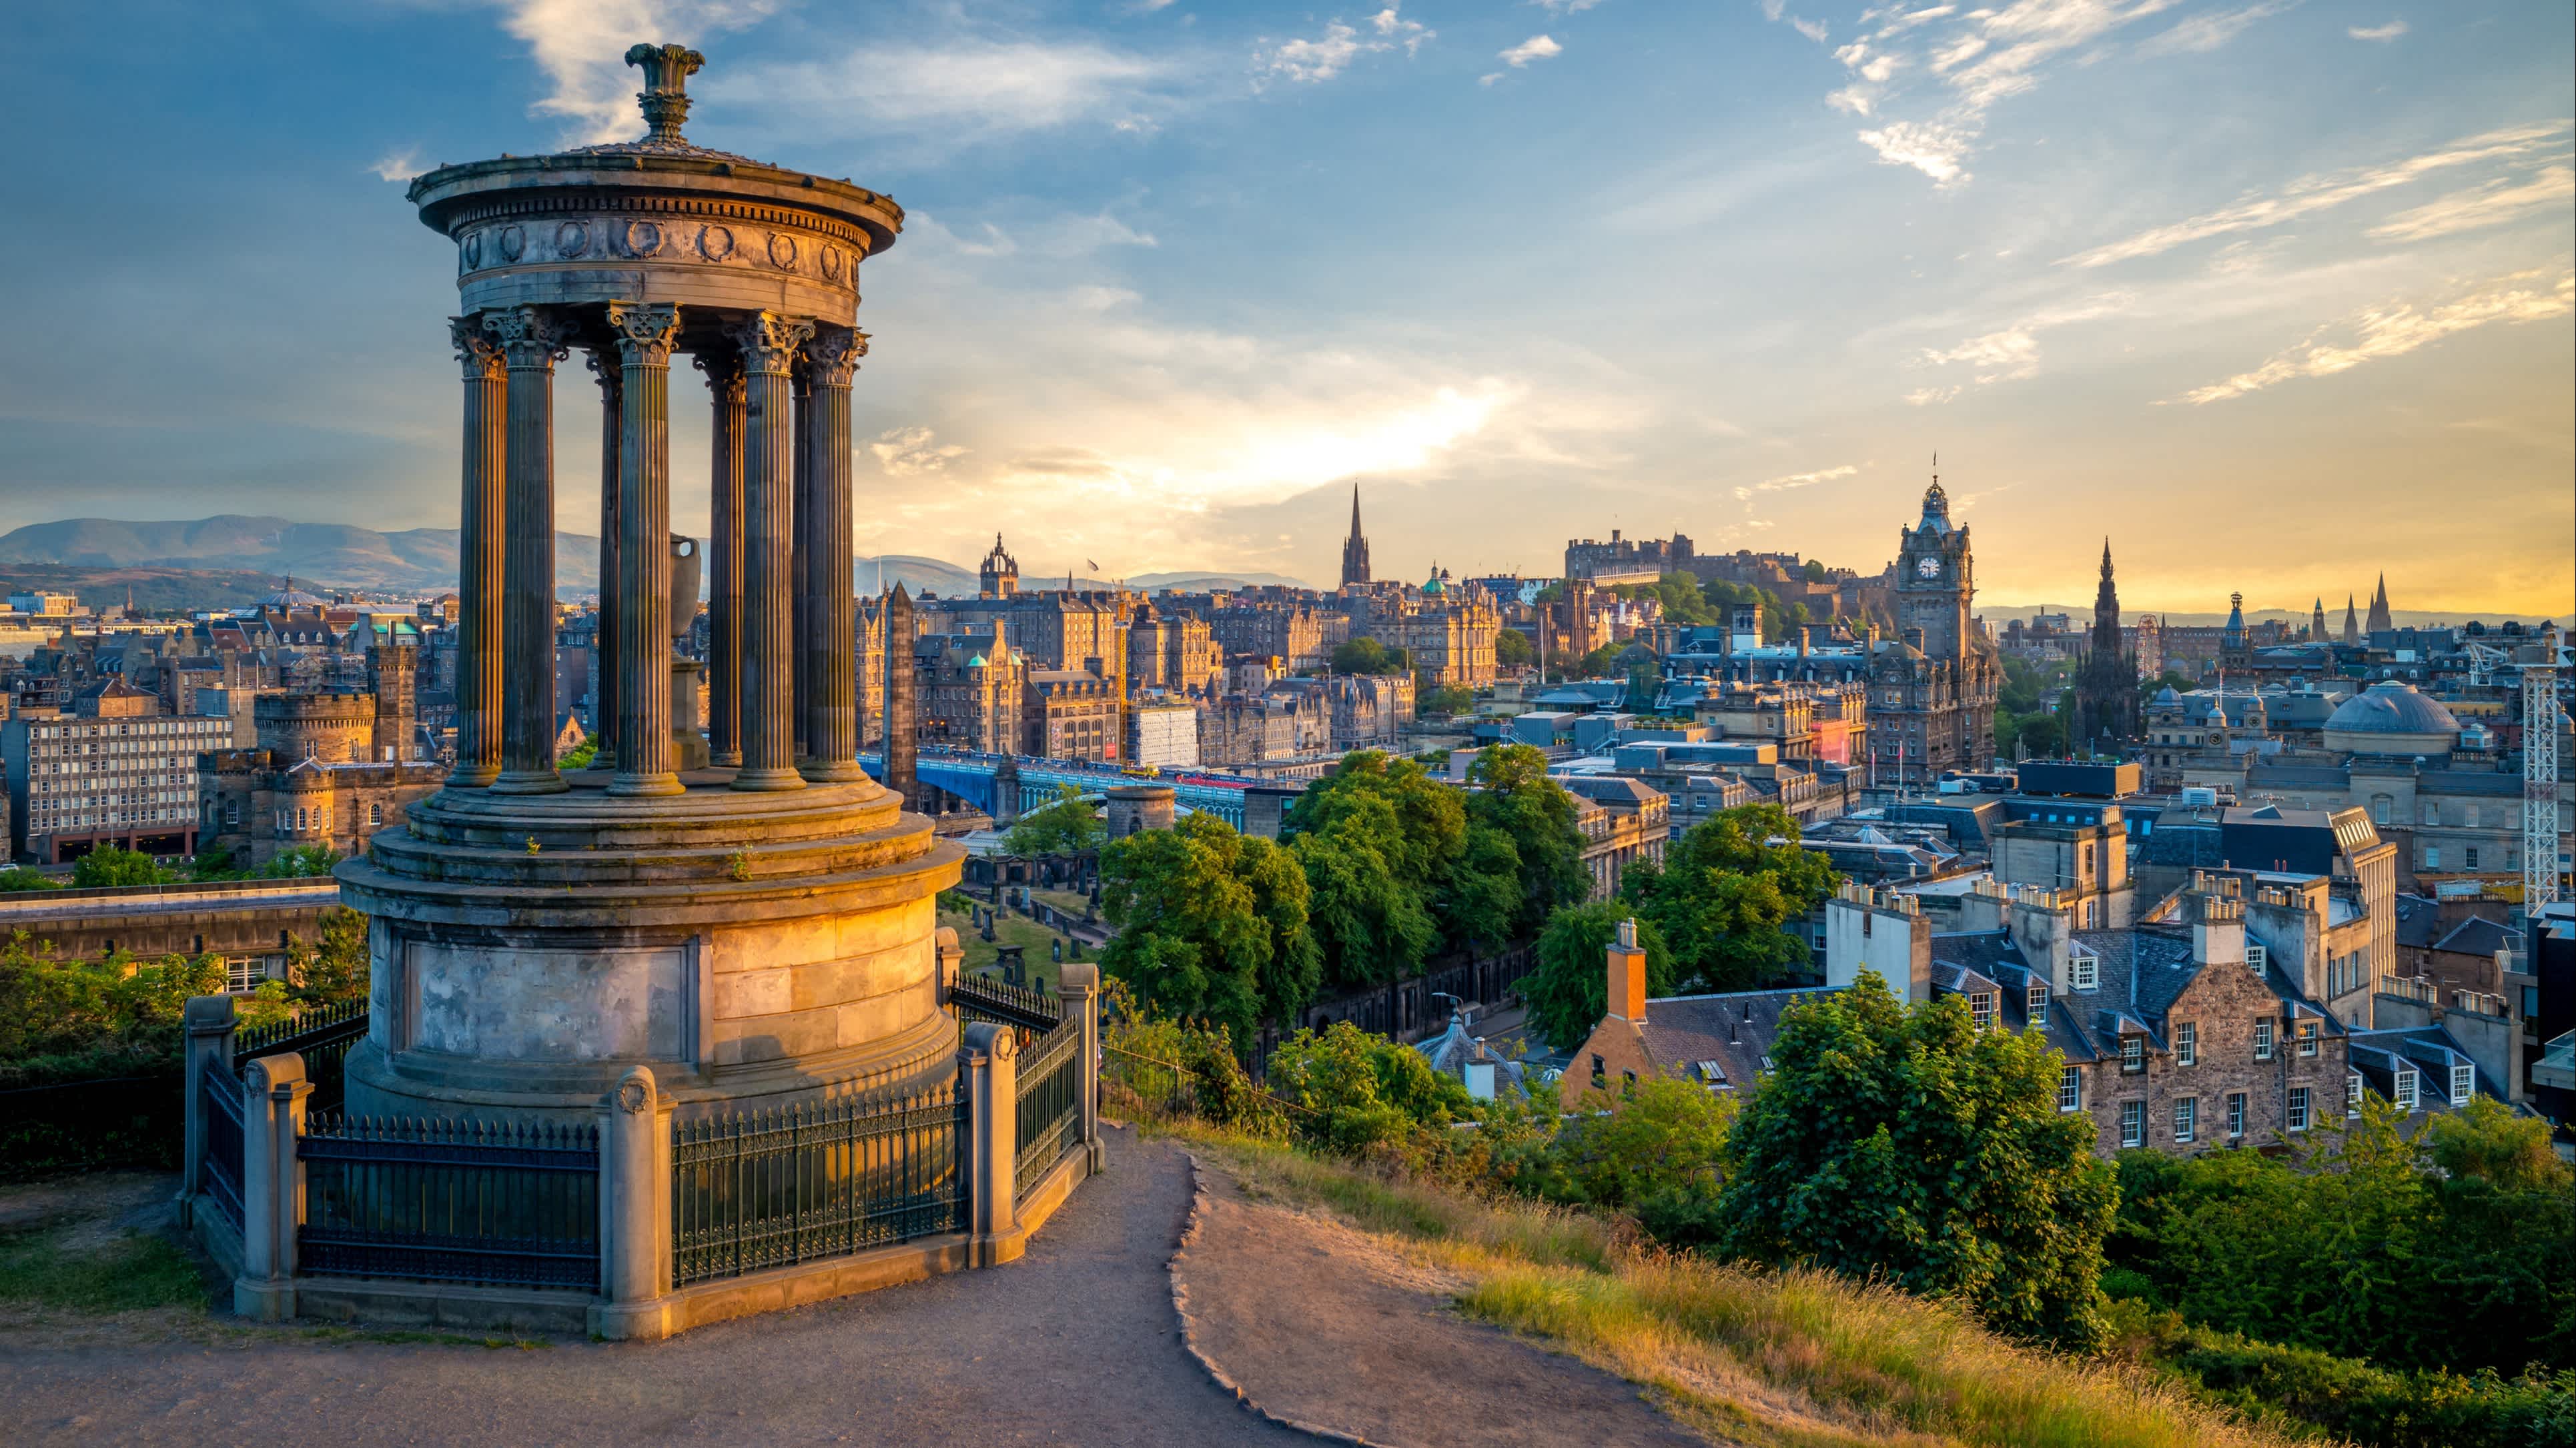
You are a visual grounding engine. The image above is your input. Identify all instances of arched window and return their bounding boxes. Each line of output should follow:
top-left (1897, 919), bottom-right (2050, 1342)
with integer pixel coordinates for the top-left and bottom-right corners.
top-left (296, 807), bottom-right (308, 832)
top-left (368, 803), bottom-right (383, 826)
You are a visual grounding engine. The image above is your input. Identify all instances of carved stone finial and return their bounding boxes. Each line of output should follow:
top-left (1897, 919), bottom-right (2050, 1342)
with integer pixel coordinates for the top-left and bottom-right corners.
top-left (803, 326), bottom-right (869, 388)
top-left (625, 43), bottom-right (707, 143)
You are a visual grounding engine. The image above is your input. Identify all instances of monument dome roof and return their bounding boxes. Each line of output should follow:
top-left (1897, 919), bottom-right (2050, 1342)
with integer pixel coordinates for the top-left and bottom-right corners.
top-left (2325, 682), bottom-right (2460, 738)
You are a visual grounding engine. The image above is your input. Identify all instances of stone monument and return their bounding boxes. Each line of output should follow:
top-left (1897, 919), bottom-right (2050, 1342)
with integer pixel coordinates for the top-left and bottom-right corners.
top-left (339, 44), bottom-right (961, 1123)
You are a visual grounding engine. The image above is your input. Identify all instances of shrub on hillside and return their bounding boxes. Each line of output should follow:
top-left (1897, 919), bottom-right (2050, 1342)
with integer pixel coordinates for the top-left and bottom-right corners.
top-left (1266, 1020), bottom-right (1471, 1161)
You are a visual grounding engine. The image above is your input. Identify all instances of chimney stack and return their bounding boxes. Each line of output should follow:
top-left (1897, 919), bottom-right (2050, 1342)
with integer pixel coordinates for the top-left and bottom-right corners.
top-left (1605, 916), bottom-right (1647, 1025)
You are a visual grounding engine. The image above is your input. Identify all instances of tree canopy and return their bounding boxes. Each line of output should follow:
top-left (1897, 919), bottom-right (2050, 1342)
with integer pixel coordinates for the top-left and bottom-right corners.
top-left (1521, 900), bottom-right (1674, 1052)
top-left (1330, 636), bottom-right (1408, 675)
top-left (1464, 743), bottom-right (1589, 941)
top-left (1494, 628), bottom-right (1535, 670)
top-left (1003, 783), bottom-right (1106, 857)
top-left (1711, 970), bottom-right (2117, 1349)
top-left (1098, 813), bottom-right (1320, 1043)
top-left (1619, 802), bottom-right (1834, 992)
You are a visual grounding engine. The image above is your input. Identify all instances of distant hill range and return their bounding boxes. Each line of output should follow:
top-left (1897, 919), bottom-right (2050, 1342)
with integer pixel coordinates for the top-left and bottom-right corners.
top-left (1986, 602), bottom-right (2561, 630)
top-left (0, 516), bottom-right (600, 603)
top-left (853, 556), bottom-right (1309, 598)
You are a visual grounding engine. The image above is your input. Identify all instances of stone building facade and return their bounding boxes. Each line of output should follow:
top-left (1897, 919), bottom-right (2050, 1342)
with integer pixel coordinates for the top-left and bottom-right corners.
top-left (1126, 602), bottom-right (1223, 696)
top-left (1023, 668), bottom-right (1121, 762)
top-left (914, 623), bottom-right (1023, 753)
top-left (5, 681), bottom-right (232, 862)
top-left (1871, 479), bottom-right (2000, 786)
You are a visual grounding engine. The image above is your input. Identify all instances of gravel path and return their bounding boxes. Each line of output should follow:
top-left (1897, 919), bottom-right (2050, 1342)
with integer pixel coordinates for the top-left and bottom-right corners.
top-left (1170, 1162), bottom-right (1708, 1448)
top-left (0, 1126), bottom-right (1304, 1447)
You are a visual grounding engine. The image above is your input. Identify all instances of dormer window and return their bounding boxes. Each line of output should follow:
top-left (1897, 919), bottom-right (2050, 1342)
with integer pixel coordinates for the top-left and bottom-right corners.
top-left (2254, 1020), bottom-right (2275, 1061)
top-left (2026, 980), bottom-right (2048, 1016)
top-left (2071, 946), bottom-right (2099, 992)
top-left (2120, 1035), bottom-right (2144, 1073)
top-left (2449, 1063), bottom-right (2473, 1107)
top-left (2296, 1020), bottom-right (2318, 1057)
top-left (1970, 992), bottom-right (1995, 1031)
top-left (2348, 1070), bottom-right (2363, 1114)
top-left (2395, 1068), bottom-right (2418, 1110)
top-left (1696, 1060), bottom-right (1730, 1089)
top-left (2246, 943), bottom-right (2268, 972)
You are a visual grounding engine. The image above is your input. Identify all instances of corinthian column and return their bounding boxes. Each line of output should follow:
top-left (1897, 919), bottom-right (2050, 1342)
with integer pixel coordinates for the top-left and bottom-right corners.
top-left (791, 365), bottom-right (815, 764)
top-left (605, 301), bottom-right (685, 797)
top-left (486, 304), bottom-right (572, 795)
top-left (447, 317), bottom-right (506, 790)
top-left (801, 326), bottom-right (869, 782)
top-left (696, 351), bottom-right (746, 767)
top-left (586, 347), bottom-right (623, 774)
top-left (728, 312), bottom-right (814, 792)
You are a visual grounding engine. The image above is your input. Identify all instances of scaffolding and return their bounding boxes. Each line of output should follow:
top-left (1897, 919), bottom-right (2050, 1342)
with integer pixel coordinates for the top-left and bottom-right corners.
top-left (2529, 660), bottom-right (2563, 909)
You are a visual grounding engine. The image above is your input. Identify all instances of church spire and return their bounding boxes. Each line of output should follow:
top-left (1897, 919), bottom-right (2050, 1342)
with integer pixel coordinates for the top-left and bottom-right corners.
top-left (1338, 484), bottom-right (1372, 589)
top-left (2365, 573), bottom-right (2393, 633)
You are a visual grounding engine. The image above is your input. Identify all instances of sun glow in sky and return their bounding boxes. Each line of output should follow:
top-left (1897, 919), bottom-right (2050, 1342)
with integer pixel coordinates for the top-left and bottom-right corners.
top-left (1, 1), bottom-right (2568, 616)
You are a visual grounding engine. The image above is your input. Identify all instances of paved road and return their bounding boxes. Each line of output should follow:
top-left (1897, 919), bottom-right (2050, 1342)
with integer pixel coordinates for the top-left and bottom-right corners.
top-left (0, 1127), bottom-right (1306, 1447)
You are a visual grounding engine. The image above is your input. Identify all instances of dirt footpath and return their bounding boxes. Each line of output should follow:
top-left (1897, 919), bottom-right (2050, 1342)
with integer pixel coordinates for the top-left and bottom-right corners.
top-left (1170, 1159), bottom-right (1708, 1448)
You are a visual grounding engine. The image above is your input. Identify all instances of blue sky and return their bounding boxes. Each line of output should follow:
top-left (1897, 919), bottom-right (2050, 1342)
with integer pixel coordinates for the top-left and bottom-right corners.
top-left (1, 1), bottom-right (2569, 616)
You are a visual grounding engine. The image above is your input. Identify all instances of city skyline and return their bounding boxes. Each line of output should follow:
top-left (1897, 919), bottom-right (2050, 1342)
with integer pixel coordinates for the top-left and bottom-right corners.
top-left (2, 1), bottom-right (2569, 617)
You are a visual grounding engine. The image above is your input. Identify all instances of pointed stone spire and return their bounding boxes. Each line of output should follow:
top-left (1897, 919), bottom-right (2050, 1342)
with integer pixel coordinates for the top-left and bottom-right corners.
top-left (1339, 484), bottom-right (1372, 589)
top-left (2365, 574), bottom-right (2393, 634)
top-left (2342, 593), bottom-right (2360, 646)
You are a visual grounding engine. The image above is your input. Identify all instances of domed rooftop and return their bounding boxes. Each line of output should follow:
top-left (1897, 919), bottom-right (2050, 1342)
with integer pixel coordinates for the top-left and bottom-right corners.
top-left (261, 580), bottom-right (328, 611)
top-left (2323, 681), bottom-right (2460, 754)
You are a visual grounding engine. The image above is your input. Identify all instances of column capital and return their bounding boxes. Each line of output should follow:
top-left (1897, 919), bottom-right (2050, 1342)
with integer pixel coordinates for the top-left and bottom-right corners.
top-left (449, 315), bottom-right (506, 382)
top-left (606, 300), bottom-right (683, 367)
top-left (486, 305), bottom-right (572, 370)
top-left (584, 346), bottom-right (623, 400)
top-left (693, 347), bottom-right (747, 404)
top-left (804, 326), bottom-right (868, 389)
top-left (727, 312), bottom-right (814, 376)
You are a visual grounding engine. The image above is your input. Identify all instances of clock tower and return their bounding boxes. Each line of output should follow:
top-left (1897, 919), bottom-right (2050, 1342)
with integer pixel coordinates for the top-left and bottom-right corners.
top-left (1896, 476), bottom-right (1972, 661)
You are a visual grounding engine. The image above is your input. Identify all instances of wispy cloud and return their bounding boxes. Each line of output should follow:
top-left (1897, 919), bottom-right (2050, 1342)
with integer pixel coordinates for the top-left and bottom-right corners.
top-left (496, 0), bottom-right (783, 145)
top-left (1916, 295), bottom-right (2135, 388)
top-left (2178, 271), bottom-right (2575, 404)
top-left (2136, 2), bottom-right (2296, 59)
top-left (1500, 34), bottom-right (1564, 67)
top-left (1532, 0), bottom-right (1608, 12)
top-left (2058, 121), bottom-right (2573, 267)
top-left (2348, 19), bottom-right (2409, 41)
top-left (2367, 165), bottom-right (2576, 242)
top-left (1256, 5), bottom-right (1434, 87)
top-left (1786, 0), bottom-right (2292, 188)
top-left (727, 37), bottom-right (1187, 144)
top-left (1734, 464), bottom-right (1857, 500)
top-left (369, 147), bottom-right (424, 181)
top-left (870, 426), bottom-right (969, 477)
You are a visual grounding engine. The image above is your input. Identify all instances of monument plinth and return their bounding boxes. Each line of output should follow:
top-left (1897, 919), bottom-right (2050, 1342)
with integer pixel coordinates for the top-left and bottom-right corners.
top-left (341, 44), bottom-right (958, 1123)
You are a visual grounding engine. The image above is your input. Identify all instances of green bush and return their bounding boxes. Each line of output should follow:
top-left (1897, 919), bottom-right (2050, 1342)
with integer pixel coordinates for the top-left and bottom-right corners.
top-left (2110, 1300), bottom-right (2576, 1448)
top-left (1266, 1020), bottom-right (1471, 1159)
top-left (69, 846), bottom-right (175, 888)
top-left (0, 868), bottom-right (61, 894)
top-left (1541, 1075), bottom-right (1735, 1212)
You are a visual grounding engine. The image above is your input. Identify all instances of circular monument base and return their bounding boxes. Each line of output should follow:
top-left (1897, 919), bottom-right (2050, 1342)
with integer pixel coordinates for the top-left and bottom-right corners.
top-left (336, 765), bottom-right (963, 1126)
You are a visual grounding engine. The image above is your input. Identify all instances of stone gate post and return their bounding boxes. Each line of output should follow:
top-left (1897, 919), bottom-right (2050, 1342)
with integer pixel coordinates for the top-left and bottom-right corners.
top-left (178, 994), bottom-right (236, 1225)
top-left (234, 1051), bottom-right (310, 1323)
top-left (1055, 964), bottom-right (1104, 1171)
top-left (961, 1022), bottom-right (1019, 1266)
top-left (591, 1065), bottom-right (675, 1341)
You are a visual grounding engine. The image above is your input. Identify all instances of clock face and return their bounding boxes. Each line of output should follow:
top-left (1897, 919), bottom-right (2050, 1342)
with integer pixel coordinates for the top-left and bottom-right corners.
top-left (1916, 556), bottom-right (1942, 578)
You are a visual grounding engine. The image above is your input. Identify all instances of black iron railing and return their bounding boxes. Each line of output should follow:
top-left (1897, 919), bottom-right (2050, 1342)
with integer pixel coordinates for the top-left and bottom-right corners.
top-left (671, 1079), bottom-right (969, 1288)
top-left (235, 999), bottom-right (370, 1113)
top-left (951, 974), bottom-right (1060, 1036)
top-left (1013, 1016), bottom-right (1084, 1203)
top-left (297, 1115), bottom-right (600, 1291)
top-left (198, 1056), bottom-right (246, 1236)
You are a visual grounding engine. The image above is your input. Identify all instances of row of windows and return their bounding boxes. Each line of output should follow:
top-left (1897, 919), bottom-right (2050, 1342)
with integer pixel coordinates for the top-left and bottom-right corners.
top-left (2076, 1063), bottom-right (2475, 1144)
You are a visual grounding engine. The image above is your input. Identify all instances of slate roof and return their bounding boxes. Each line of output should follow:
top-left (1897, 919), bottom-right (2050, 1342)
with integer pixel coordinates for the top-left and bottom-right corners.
top-left (2432, 917), bottom-right (2521, 957)
top-left (1635, 988), bottom-right (1835, 1092)
top-left (2394, 894), bottom-right (2443, 950)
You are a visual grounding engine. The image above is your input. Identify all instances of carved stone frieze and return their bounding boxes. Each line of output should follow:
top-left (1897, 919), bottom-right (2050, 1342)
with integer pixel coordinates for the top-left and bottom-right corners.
top-left (451, 205), bottom-right (859, 296)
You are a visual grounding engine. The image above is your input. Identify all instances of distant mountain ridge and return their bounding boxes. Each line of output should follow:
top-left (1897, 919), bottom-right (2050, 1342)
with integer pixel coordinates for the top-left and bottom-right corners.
top-left (1986, 602), bottom-right (2560, 629)
top-left (0, 516), bottom-right (597, 596)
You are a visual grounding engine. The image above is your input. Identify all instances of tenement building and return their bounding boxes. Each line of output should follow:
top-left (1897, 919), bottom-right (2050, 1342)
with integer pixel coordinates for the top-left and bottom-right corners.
top-left (5, 679), bottom-right (231, 862)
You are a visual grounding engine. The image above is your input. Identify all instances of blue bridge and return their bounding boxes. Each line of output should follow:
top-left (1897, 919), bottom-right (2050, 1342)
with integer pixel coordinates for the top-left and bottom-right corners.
top-left (857, 750), bottom-right (1270, 830)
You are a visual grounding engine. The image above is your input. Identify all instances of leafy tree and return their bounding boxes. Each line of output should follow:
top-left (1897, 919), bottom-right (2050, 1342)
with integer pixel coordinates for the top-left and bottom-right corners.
top-left (1801, 558), bottom-right (1830, 584)
top-left (1330, 636), bottom-right (1407, 674)
top-left (1544, 1074), bottom-right (1737, 1217)
top-left (1420, 681), bottom-right (1476, 717)
top-left (1266, 1018), bottom-right (1472, 1157)
top-left (1004, 783), bottom-right (1106, 856)
top-left (288, 905), bottom-right (372, 1004)
top-left (1100, 813), bottom-right (1319, 1043)
top-left (1464, 743), bottom-right (1587, 940)
top-left (1713, 971), bottom-right (2117, 1349)
top-left (71, 846), bottom-right (174, 889)
top-left (0, 868), bottom-right (61, 893)
top-left (1449, 824), bottom-right (1525, 951)
top-left (2426, 1095), bottom-right (2569, 1193)
top-left (261, 844), bottom-right (344, 878)
top-left (1292, 794), bottom-right (1439, 988)
top-left (1494, 628), bottom-right (1535, 670)
top-left (1619, 802), bottom-right (1833, 991)
top-left (1521, 901), bottom-right (1673, 1052)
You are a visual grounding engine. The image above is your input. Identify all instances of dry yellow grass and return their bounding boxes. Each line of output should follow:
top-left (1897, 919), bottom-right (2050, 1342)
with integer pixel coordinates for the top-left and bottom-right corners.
top-left (1176, 1125), bottom-right (2306, 1448)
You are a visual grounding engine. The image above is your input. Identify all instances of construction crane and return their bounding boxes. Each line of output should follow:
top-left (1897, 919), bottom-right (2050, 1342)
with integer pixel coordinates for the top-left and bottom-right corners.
top-left (2465, 640), bottom-right (2509, 688)
top-left (2528, 641), bottom-right (2569, 910)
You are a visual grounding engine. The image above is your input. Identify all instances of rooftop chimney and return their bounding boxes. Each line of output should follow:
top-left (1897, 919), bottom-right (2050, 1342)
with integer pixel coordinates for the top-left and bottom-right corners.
top-left (1606, 916), bottom-right (1647, 1026)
